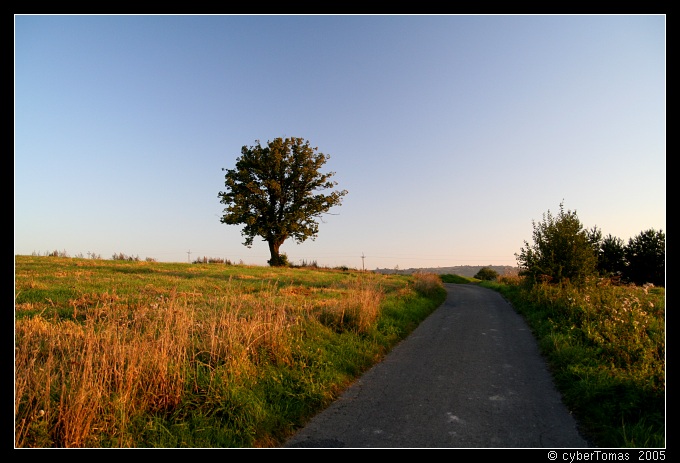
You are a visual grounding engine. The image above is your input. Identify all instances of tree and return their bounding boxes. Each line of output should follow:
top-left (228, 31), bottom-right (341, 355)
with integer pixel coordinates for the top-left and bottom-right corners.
top-left (586, 225), bottom-right (603, 258)
top-left (474, 267), bottom-right (499, 281)
top-left (624, 229), bottom-right (665, 287)
top-left (218, 137), bottom-right (348, 266)
top-left (597, 234), bottom-right (627, 278)
top-left (515, 202), bottom-right (598, 286)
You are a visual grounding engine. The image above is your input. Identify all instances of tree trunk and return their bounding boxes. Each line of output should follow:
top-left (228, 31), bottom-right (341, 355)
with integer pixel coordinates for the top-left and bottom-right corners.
top-left (267, 238), bottom-right (287, 266)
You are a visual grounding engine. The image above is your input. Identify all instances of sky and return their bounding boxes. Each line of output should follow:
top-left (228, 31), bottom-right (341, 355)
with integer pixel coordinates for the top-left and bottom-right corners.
top-left (14, 14), bottom-right (666, 270)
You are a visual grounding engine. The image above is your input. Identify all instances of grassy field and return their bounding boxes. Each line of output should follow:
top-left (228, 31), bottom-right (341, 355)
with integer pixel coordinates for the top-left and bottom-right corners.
top-left (14, 256), bottom-right (664, 448)
top-left (14, 255), bottom-right (446, 448)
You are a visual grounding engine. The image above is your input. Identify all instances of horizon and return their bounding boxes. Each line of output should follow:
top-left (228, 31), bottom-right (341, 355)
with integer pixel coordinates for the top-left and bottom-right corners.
top-left (14, 251), bottom-right (521, 271)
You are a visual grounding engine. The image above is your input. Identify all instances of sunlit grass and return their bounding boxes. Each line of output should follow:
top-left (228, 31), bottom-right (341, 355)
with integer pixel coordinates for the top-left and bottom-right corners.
top-left (14, 255), bottom-right (445, 447)
top-left (483, 277), bottom-right (665, 448)
top-left (18, 255), bottom-right (663, 448)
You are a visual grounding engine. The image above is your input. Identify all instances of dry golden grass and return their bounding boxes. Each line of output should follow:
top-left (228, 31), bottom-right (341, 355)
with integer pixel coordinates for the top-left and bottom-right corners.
top-left (15, 294), bottom-right (192, 447)
top-left (14, 261), bottom-right (394, 448)
top-left (412, 271), bottom-right (445, 295)
top-left (315, 275), bottom-right (385, 333)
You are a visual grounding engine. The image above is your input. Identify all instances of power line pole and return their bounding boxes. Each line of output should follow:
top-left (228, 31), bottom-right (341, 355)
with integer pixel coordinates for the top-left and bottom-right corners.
top-left (187, 249), bottom-right (191, 263)
top-left (361, 252), bottom-right (365, 272)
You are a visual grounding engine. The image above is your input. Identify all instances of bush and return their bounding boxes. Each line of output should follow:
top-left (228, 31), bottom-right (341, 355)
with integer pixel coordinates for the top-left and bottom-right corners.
top-left (473, 267), bottom-right (498, 281)
top-left (112, 253), bottom-right (139, 261)
top-left (267, 253), bottom-right (289, 267)
top-left (192, 256), bottom-right (232, 265)
top-left (515, 202), bottom-right (598, 287)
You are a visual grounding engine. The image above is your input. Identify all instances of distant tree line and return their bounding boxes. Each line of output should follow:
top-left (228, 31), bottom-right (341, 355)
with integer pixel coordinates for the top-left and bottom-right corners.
top-left (516, 202), bottom-right (665, 287)
top-left (192, 256), bottom-right (233, 265)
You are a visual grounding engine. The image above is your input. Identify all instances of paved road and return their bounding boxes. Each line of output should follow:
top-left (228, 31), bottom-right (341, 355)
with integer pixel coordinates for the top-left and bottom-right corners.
top-left (282, 283), bottom-right (590, 448)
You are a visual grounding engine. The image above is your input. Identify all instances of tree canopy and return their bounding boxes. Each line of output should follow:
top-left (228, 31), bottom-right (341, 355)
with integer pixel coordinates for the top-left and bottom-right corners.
top-left (624, 229), bottom-right (665, 286)
top-left (218, 137), bottom-right (347, 266)
top-left (516, 203), bottom-right (665, 288)
top-left (597, 234), bottom-right (627, 278)
top-left (515, 202), bottom-right (598, 286)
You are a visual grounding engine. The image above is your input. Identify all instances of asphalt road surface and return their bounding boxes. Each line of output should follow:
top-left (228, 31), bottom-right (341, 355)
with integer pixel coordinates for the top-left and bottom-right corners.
top-left (282, 283), bottom-right (590, 448)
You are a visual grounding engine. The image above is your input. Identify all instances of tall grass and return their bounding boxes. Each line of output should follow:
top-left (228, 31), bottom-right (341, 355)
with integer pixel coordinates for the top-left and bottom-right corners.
top-left (16, 291), bottom-right (196, 447)
top-left (484, 276), bottom-right (665, 448)
top-left (14, 256), bottom-right (445, 447)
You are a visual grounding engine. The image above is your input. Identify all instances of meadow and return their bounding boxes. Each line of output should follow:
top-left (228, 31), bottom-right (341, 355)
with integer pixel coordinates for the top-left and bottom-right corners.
top-left (14, 256), bottom-right (664, 448)
top-left (14, 255), bottom-right (446, 447)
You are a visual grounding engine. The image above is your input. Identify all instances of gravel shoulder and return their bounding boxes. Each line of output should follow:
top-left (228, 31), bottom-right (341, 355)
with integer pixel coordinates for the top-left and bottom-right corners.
top-left (282, 283), bottom-right (590, 448)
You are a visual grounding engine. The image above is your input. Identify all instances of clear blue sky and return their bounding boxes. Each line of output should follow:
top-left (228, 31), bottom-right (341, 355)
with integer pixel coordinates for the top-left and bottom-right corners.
top-left (14, 14), bottom-right (666, 270)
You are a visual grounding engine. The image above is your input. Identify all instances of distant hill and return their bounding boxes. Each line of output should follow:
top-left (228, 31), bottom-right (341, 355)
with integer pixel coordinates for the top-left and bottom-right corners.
top-left (374, 265), bottom-right (518, 278)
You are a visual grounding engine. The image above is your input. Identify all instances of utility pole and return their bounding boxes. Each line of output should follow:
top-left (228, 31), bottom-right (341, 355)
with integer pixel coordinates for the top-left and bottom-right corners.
top-left (187, 250), bottom-right (191, 263)
top-left (361, 252), bottom-right (365, 272)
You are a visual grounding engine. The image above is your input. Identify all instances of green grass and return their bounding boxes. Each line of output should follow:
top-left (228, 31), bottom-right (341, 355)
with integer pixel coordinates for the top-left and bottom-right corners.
top-left (15, 257), bottom-right (664, 448)
top-left (440, 273), bottom-right (477, 284)
top-left (14, 255), bottom-right (446, 448)
top-left (481, 278), bottom-right (665, 448)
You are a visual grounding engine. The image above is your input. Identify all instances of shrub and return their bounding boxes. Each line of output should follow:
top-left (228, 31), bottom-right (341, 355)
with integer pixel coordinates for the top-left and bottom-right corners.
top-left (192, 256), bottom-right (232, 265)
top-left (473, 267), bottom-right (498, 281)
top-left (515, 202), bottom-right (598, 287)
top-left (112, 253), bottom-right (139, 262)
top-left (48, 249), bottom-right (69, 257)
top-left (267, 253), bottom-right (289, 267)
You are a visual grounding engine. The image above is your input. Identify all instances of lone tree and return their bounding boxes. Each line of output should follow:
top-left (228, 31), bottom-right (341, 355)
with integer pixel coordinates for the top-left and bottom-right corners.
top-left (218, 137), bottom-right (348, 266)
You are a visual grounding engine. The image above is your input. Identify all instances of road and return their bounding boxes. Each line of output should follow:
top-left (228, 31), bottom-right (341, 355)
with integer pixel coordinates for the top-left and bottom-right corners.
top-left (282, 283), bottom-right (590, 448)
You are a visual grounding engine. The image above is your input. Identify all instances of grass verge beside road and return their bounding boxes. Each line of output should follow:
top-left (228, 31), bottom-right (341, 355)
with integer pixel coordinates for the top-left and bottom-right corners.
top-left (482, 277), bottom-right (665, 448)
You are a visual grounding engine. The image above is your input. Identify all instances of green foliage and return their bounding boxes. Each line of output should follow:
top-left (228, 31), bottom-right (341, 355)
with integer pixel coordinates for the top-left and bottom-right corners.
top-left (218, 137), bottom-right (348, 267)
top-left (515, 202), bottom-right (598, 286)
top-left (516, 204), bottom-right (664, 288)
top-left (267, 252), bottom-right (289, 268)
top-left (624, 229), bottom-right (665, 287)
top-left (487, 279), bottom-right (665, 448)
top-left (598, 234), bottom-right (627, 277)
top-left (473, 267), bottom-right (498, 281)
